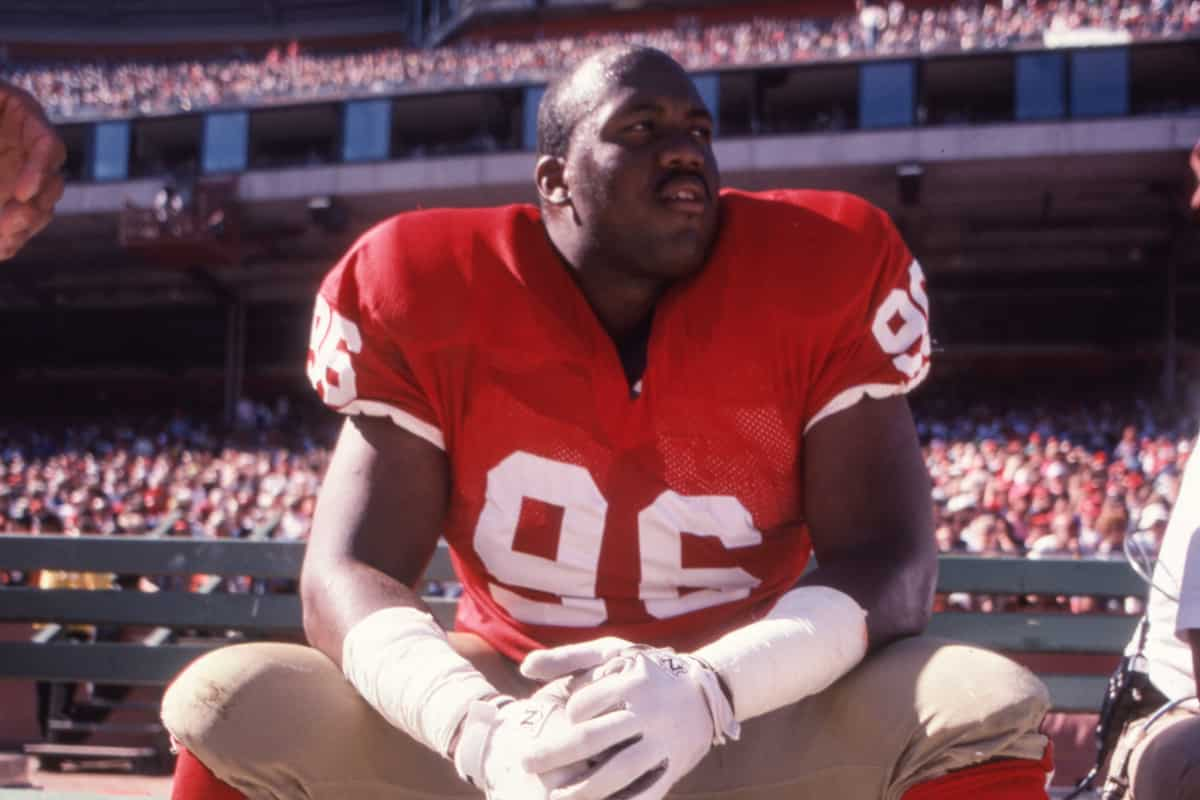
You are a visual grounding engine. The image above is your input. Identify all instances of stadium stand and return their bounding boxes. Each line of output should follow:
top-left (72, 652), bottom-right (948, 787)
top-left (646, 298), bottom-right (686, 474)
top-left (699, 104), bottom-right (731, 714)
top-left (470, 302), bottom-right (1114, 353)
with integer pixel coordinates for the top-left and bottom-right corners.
top-left (3, 0), bottom-right (1197, 122)
top-left (0, 0), bottom-right (412, 45)
top-left (1, 397), bottom-right (1192, 573)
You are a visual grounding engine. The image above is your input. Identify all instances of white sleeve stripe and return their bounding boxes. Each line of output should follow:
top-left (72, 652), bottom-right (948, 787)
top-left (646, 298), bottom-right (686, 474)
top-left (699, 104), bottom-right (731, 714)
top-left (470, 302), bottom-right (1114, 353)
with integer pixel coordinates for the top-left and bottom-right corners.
top-left (803, 361), bottom-right (930, 436)
top-left (340, 399), bottom-right (445, 450)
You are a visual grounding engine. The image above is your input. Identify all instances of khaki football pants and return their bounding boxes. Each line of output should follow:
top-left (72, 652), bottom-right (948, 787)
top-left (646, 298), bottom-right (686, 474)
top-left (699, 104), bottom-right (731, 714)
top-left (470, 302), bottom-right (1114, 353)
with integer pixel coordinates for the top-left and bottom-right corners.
top-left (161, 634), bottom-right (1049, 800)
top-left (1103, 704), bottom-right (1200, 800)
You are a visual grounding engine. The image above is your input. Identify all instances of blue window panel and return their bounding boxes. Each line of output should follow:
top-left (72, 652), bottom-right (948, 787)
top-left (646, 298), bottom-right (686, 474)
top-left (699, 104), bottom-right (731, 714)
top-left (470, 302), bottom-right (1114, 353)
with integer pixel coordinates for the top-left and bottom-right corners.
top-left (91, 120), bottom-right (130, 181)
top-left (860, 61), bottom-right (916, 129)
top-left (202, 111), bottom-right (249, 175)
top-left (523, 85), bottom-right (546, 151)
top-left (691, 73), bottom-right (720, 136)
top-left (1070, 48), bottom-right (1129, 118)
top-left (342, 99), bottom-right (392, 162)
top-left (1015, 52), bottom-right (1066, 121)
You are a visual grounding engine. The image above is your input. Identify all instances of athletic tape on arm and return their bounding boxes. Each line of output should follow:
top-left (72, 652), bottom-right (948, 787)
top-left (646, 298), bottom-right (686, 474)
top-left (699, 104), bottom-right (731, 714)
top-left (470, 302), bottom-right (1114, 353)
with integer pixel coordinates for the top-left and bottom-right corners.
top-left (341, 606), bottom-right (500, 757)
top-left (693, 585), bottom-right (868, 722)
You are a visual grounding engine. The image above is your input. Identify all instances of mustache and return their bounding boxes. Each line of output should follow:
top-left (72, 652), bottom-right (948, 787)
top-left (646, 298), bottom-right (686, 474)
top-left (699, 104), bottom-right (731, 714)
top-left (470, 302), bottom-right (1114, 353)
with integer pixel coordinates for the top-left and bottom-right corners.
top-left (655, 169), bottom-right (709, 197)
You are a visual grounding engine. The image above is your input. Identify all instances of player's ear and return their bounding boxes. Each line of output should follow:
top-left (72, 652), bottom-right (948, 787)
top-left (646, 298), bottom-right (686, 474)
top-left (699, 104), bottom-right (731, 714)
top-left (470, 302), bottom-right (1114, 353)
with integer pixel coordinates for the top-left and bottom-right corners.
top-left (535, 155), bottom-right (570, 207)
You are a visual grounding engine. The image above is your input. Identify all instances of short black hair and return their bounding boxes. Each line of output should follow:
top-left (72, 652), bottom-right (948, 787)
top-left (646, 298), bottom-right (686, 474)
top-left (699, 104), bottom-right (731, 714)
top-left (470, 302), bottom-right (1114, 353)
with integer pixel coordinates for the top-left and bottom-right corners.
top-left (536, 45), bottom-right (680, 158)
top-left (536, 72), bottom-right (581, 159)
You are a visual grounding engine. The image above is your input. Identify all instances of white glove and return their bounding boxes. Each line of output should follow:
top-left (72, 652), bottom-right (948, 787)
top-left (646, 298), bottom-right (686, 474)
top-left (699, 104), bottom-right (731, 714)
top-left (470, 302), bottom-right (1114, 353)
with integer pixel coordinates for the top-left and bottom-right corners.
top-left (519, 639), bottom-right (738, 800)
top-left (453, 678), bottom-right (589, 800)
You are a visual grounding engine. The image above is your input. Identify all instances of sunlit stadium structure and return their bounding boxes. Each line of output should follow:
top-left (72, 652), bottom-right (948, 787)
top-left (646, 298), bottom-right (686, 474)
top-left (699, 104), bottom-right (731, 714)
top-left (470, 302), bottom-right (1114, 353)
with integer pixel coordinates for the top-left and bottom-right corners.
top-left (3, 0), bottom-right (1198, 422)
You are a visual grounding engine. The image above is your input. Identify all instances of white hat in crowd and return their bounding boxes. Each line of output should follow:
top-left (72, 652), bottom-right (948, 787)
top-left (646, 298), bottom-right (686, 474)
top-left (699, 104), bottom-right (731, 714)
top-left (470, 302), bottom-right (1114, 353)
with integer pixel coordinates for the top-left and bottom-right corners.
top-left (1138, 503), bottom-right (1171, 531)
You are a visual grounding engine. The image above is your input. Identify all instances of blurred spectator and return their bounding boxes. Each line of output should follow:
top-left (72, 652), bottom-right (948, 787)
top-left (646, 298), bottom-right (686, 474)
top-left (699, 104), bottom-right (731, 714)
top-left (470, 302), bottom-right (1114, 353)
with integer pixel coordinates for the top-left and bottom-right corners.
top-left (1028, 513), bottom-right (1081, 558)
top-left (1092, 503), bottom-right (1132, 559)
top-left (1131, 501), bottom-right (1171, 558)
top-left (4, 0), bottom-right (1198, 123)
top-left (922, 391), bottom-right (1195, 615)
top-left (0, 400), bottom-right (331, 552)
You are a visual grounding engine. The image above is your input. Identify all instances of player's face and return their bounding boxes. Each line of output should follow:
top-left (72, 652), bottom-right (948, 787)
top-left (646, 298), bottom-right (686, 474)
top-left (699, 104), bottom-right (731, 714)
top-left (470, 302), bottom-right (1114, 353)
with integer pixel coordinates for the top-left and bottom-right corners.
top-left (566, 62), bottom-right (720, 280)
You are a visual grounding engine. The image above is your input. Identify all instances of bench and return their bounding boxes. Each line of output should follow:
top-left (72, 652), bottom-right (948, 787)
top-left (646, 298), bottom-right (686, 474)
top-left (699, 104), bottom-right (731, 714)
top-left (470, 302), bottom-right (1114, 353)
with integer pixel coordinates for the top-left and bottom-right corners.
top-left (0, 536), bottom-right (1147, 768)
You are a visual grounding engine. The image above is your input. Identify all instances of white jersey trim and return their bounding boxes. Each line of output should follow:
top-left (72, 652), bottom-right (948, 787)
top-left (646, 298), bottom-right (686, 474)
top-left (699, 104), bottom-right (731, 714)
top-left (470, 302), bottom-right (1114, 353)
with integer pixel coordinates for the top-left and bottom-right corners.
top-left (341, 399), bottom-right (445, 450)
top-left (803, 362), bottom-right (930, 436)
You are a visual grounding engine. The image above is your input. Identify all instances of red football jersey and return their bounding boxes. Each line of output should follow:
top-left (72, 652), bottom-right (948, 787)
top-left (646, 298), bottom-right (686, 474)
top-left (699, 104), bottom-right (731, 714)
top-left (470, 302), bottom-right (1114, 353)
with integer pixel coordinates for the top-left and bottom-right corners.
top-left (307, 189), bottom-right (930, 662)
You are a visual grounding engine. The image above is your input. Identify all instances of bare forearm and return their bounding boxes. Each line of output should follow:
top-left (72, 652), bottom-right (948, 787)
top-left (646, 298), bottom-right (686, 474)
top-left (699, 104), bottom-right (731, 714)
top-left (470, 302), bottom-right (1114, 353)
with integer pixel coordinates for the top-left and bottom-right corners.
top-left (300, 417), bottom-right (452, 667)
top-left (800, 398), bottom-right (935, 651)
top-left (300, 556), bottom-right (431, 667)
top-left (799, 547), bottom-right (935, 651)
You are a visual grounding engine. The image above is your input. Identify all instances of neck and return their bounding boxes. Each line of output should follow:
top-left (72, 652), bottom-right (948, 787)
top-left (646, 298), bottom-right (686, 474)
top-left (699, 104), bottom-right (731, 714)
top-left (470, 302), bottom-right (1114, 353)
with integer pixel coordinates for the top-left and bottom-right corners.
top-left (544, 220), bottom-right (666, 341)
top-left (573, 266), bottom-right (664, 341)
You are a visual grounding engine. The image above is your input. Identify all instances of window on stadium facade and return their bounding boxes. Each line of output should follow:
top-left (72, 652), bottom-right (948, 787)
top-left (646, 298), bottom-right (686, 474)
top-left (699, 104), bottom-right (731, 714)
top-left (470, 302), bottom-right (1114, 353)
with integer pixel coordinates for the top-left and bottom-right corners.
top-left (342, 99), bottom-right (393, 163)
top-left (757, 64), bottom-right (858, 135)
top-left (1070, 47), bottom-right (1130, 118)
top-left (56, 125), bottom-right (89, 182)
top-left (922, 55), bottom-right (1014, 126)
top-left (859, 61), bottom-right (916, 129)
top-left (716, 70), bottom-right (756, 137)
top-left (202, 111), bottom-right (249, 175)
top-left (391, 89), bottom-right (521, 160)
top-left (91, 120), bottom-right (131, 181)
top-left (132, 115), bottom-right (202, 179)
top-left (1129, 43), bottom-right (1200, 116)
top-left (1015, 52), bottom-right (1067, 121)
top-left (691, 73), bottom-right (720, 136)
top-left (249, 104), bottom-right (340, 169)
top-left (522, 86), bottom-right (545, 151)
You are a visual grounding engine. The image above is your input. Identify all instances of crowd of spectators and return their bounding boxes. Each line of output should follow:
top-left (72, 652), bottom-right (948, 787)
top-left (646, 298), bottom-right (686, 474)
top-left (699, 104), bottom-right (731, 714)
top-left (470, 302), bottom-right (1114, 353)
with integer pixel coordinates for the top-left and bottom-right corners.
top-left (0, 401), bottom-right (331, 591)
top-left (0, 393), bottom-right (1195, 614)
top-left (920, 397), bottom-right (1195, 613)
top-left (3, 0), bottom-right (1197, 122)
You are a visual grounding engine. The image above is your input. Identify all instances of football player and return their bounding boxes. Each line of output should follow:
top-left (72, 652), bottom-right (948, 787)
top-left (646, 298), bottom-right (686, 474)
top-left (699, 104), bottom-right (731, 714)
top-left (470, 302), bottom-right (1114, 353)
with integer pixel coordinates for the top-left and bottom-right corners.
top-left (0, 80), bottom-right (65, 260)
top-left (163, 46), bottom-right (1052, 800)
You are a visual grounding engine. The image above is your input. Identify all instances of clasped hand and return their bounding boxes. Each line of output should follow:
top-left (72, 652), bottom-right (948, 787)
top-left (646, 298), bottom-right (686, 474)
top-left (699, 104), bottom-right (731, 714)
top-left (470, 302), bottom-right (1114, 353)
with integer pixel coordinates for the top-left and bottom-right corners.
top-left (454, 677), bottom-right (589, 799)
top-left (510, 637), bottom-right (732, 800)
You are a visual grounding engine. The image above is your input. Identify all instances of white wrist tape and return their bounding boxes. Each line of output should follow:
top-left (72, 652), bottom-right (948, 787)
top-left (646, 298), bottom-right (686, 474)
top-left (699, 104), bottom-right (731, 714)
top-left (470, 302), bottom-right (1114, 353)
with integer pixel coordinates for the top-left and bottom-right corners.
top-left (453, 696), bottom-right (510, 786)
top-left (693, 585), bottom-right (868, 722)
top-left (341, 606), bottom-right (499, 757)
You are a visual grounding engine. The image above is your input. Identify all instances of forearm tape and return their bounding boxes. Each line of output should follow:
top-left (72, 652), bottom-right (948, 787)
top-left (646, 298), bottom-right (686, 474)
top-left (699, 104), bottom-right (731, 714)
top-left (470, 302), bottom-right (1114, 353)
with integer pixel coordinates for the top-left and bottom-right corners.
top-left (693, 585), bottom-right (868, 722)
top-left (341, 606), bottom-right (499, 757)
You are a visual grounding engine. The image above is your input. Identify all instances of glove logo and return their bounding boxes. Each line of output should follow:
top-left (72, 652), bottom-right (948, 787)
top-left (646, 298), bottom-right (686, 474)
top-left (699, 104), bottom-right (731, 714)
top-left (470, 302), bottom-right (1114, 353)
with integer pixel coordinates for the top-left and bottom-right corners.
top-left (518, 704), bottom-right (554, 736)
top-left (660, 654), bottom-right (688, 678)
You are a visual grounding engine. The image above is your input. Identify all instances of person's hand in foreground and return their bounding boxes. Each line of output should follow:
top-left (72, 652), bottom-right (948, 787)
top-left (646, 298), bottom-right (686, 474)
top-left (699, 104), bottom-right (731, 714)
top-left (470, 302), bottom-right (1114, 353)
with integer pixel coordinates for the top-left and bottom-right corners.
top-left (0, 81), bottom-right (66, 260)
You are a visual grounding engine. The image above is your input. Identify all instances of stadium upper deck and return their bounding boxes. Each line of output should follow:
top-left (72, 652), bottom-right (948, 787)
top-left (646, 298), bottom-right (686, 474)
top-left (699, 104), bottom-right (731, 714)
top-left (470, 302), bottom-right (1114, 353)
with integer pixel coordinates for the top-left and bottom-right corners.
top-left (3, 0), bottom-right (1196, 123)
top-left (1, 0), bottom-right (1198, 424)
